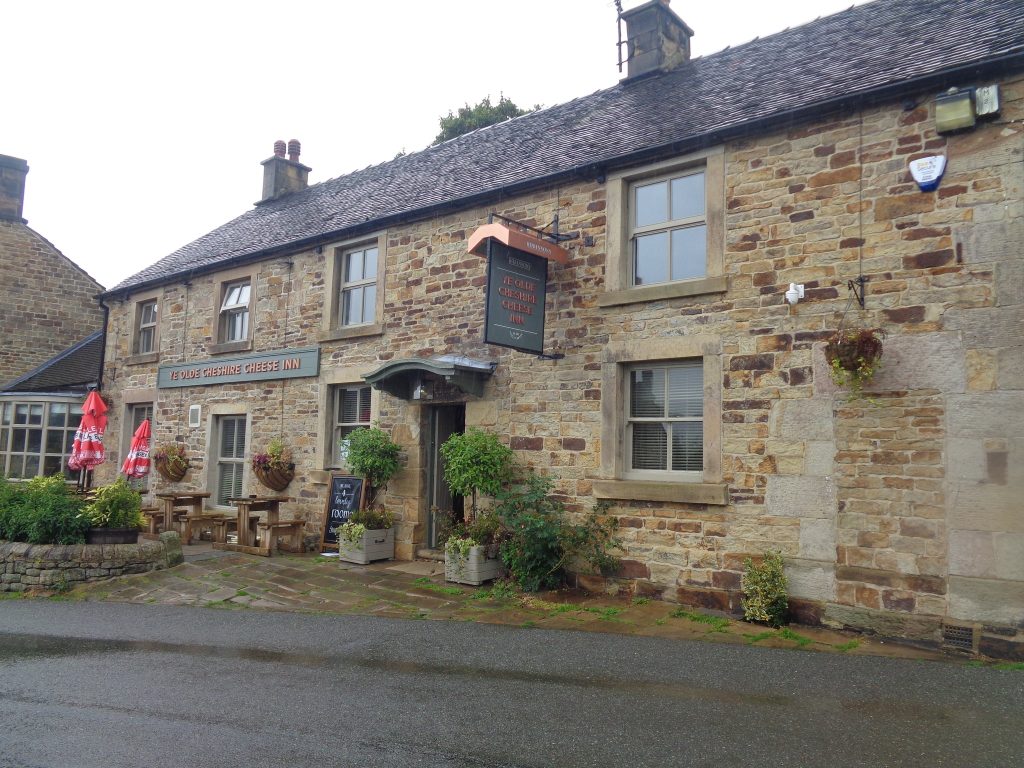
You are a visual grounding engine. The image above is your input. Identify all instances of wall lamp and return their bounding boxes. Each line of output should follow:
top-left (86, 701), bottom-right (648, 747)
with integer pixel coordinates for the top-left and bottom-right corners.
top-left (785, 283), bottom-right (804, 305)
top-left (935, 88), bottom-right (975, 133)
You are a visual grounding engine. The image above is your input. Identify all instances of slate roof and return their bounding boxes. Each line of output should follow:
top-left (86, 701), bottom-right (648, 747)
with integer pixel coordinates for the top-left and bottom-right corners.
top-left (108, 0), bottom-right (1024, 295)
top-left (1, 331), bottom-right (104, 393)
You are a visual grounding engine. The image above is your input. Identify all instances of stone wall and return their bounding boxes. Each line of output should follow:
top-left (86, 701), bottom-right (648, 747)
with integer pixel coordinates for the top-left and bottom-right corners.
top-left (0, 532), bottom-right (183, 591)
top-left (0, 220), bottom-right (105, 385)
top-left (99, 73), bottom-right (1023, 651)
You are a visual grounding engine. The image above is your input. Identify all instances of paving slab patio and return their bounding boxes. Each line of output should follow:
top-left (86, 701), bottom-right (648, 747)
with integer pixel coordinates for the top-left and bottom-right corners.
top-left (55, 545), bottom-right (970, 664)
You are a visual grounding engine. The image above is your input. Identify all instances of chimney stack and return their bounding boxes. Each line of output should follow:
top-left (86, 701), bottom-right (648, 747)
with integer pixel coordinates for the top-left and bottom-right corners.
top-left (0, 154), bottom-right (29, 223)
top-left (259, 139), bottom-right (311, 204)
top-left (620, 0), bottom-right (693, 80)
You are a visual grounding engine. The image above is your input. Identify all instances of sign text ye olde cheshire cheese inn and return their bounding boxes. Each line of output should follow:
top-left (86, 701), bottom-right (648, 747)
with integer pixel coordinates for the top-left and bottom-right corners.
top-left (157, 347), bottom-right (321, 389)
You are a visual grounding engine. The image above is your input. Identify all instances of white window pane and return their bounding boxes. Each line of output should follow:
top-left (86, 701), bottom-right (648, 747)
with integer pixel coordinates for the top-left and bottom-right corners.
top-left (631, 423), bottom-right (668, 471)
top-left (340, 389), bottom-right (360, 423)
top-left (238, 284), bottom-right (250, 305)
top-left (670, 225), bottom-right (707, 280)
top-left (364, 247), bottom-right (378, 279)
top-left (48, 403), bottom-right (68, 426)
top-left (223, 286), bottom-right (240, 308)
top-left (362, 285), bottom-right (376, 323)
top-left (671, 172), bottom-right (705, 220)
top-left (635, 181), bottom-right (668, 227)
top-left (634, 232), bottom-right (669, 285)
top-left (343, 287), bottom-right (363, 326)
top-left (671, 422), bottom-right (704, 472)
top-left (345, 252), bottom-right (364, 282)
top-left (668, 363), bottom-right (703, 418)
top-left (220, 420), bottom-right (236, 456)
top-left (141, 302), bottom-right (157, 324)
top-left (630, 368), bottom-right (664, 418)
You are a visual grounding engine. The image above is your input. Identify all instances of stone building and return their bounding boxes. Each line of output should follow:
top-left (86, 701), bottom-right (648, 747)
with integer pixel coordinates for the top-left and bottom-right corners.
top-left (0, 154), bottom-right (105, 479)
top-left (99, 0), bottom-right (1024, 655)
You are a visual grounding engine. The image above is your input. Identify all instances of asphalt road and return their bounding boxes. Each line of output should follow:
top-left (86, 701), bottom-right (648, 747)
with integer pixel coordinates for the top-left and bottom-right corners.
top-left (0, 601), bottom-right (1021, 768)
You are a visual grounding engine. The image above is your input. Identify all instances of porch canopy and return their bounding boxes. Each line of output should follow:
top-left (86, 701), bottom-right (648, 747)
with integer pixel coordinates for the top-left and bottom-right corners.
top-left (363, 355), bottom-right (496, 400)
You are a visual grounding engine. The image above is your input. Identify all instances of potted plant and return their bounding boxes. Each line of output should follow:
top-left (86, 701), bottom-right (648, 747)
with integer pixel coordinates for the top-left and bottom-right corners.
top-left (336, 506), bottom-right (394, 564)
top-left (825, 328), bottom-right (885, 397)
top-left (152, 442), bottom-right (189, 482)
top-left (83, 477), bottom-right (145, 544)
top-left (444, 511), bottom-right (505, 585)
top-left (252, 438), bottom-right (295, 492)
top-left (341, 426), bottom-right (402, 507)
top-left (438, 428), bottom-right (514, 523)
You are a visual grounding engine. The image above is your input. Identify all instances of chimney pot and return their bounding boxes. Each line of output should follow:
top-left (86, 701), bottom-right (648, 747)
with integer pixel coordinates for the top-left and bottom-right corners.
top-left (259, 141), bottom-right (311, 204)
top-left (274, 140), bottom-right (286, 158)
top-left (287, 139), bottom-right (301, 162)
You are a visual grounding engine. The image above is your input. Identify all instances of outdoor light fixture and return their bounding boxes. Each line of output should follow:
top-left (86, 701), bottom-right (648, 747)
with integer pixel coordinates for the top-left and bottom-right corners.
top-left (935, 88), bottom-right (975, 133)
top-left (785, 283), bottom-right (804, 305)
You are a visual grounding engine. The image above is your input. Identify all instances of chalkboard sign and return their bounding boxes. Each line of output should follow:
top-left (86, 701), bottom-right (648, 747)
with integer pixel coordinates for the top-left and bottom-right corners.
top-left (321, 475), bottom-right (365, 550)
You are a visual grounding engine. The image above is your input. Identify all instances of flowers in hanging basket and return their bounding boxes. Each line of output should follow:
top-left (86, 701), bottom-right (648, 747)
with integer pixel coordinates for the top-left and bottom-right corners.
top-left (825, 328), bottom-right (885, 396)
top-left (152, 443), bottom-right (189, 481)
top-left (252, 438), bottom-right (295, 491)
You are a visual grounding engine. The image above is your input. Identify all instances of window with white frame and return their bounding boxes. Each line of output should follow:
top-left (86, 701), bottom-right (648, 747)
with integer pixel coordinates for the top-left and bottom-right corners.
top-left (135, 300), bottom-right (158, 355)
top-left (631, 169), bottom-right (707, 286)
top-left (215, 415), bottom-right (246, 505)
top-left (339, 246), bottom-right (378, 327)
top-left (0, 399), bottom-right (83, 479)
top-left (626, 361), bottom-right (703, 480)
top-left (219, 280), bottom-right (251, 343)
top-left (333, 385), bottom-right (371, 465)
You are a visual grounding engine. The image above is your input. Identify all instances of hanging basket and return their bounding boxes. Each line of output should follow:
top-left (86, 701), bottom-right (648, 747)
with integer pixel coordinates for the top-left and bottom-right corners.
top-left (254, 463), bottom-right (295, 492)
top-left (824, 328), bottom-right (885, 392)
top-left (154, 456), bottom-right (189, 483)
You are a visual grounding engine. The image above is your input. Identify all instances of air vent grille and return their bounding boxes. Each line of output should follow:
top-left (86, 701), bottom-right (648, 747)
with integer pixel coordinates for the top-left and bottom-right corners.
top-left (942, 622), bottom-right (978, 653)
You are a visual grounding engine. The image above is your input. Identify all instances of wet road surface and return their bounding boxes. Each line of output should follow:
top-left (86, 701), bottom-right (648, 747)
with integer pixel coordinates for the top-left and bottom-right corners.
top-left (1, 601), bottom-right (1021, 767)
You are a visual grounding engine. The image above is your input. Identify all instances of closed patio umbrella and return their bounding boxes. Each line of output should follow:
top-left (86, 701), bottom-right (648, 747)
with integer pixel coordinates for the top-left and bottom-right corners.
top-left (68, 390), bottom-right (108, 476)
top-left (121, 418), bottom-right (151, 478)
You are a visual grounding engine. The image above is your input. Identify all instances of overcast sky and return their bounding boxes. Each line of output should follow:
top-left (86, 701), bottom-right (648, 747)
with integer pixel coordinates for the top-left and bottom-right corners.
top-left (7, 0), bottom-right (870, 290)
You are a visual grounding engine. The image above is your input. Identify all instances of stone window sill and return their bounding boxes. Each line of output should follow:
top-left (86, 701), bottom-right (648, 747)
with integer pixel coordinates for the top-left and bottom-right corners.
top-left (208, 340), bottom-right (253, 356)
top-left (592, 479), bottom-right (729, 506)
top-left (317, 323), bottom-right (384, 343)
top-left (598, 275), bottom-right (728, 308)
top-left (125, 352), bottom-right (159, 366)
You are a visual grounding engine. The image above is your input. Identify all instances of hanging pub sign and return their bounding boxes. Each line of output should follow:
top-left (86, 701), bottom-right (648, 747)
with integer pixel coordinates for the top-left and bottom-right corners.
top-left (468, 221), bottom-right (569, 355)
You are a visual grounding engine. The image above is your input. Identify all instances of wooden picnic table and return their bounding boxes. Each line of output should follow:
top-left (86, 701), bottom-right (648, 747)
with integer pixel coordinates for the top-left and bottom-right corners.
top-left (154, 491), bottom-right (219, 544)
top-left (214, 496), bottom-right (302, 556)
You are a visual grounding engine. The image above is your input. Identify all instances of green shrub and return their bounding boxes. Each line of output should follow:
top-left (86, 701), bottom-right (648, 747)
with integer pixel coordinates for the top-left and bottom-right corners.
top-left (85, 478), bottom-right (144, 529)
top-left (496, 473), bottom-right (621, 593)
top-left (741, 551), bottom-right (789, 627)
top-left (439, 429), bottom-right (514, 519)
top-left (342, 427), bottom-right (401, 505)
top-left (0, 475), bottom-right (89, 545)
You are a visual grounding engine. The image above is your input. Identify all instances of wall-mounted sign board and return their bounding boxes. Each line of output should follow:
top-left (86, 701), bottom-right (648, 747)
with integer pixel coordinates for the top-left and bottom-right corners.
top-left (320, 474), bottom-right (365, 551)
top-left (157, 346), bottom-right (320, 388)
top-left (484, 241), bottom-right (548, 355)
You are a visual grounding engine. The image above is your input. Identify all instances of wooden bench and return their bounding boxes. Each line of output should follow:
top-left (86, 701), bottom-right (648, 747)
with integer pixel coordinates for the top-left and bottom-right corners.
top-left (181, 514), bottom-right (232, 545)
top-left (212, 514), bottom-right (260, 545)
top-left (256, 520), bottom-right (305, 555)
top-left (140, 506), bottom-right (162, 539)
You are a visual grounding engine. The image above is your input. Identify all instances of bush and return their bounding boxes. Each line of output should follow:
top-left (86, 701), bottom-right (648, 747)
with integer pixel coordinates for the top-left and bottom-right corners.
top-left (0, 475), bottom-right (89, 545)
top-left (742, 551), bottom-right (789, 627)
top-left (85, 478), bottom-right (144, 530)
top-left (496, 473), bottom-right (621, 593)
top-left (342, 427), bottom-right (401, 505)
top-left (439, 429), bottom-right (514, 519)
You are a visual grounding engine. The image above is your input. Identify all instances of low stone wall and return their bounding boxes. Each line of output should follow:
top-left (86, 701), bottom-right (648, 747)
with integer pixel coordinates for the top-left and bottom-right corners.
top-left (0, 531), bottom-right (183, 592)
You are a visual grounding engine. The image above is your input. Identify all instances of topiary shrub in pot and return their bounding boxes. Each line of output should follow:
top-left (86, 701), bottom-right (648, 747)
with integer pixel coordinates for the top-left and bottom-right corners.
top-left (84, 477), bottom-right (145, 544)
top-left (439, 428), bottom-right (514, 523)
top-left (341, 426), bottom-right (402, 508)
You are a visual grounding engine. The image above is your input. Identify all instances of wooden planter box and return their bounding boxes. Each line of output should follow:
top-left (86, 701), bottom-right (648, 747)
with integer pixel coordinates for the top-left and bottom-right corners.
top-left (337, 527), bottom-right (394, 565)
top-left (85, 527), bottom-right (141, 545)
top-left (445, 545), bottom-right (502, 585)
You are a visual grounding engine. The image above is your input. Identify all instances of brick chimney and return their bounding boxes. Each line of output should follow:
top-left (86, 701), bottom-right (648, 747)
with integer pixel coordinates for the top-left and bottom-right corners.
top-left (620, 0), bottom-right (693, 80)
top-left (0, 154), bottom-right (29, 223)
top-left (258, 139), bottom-right (311, 204)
